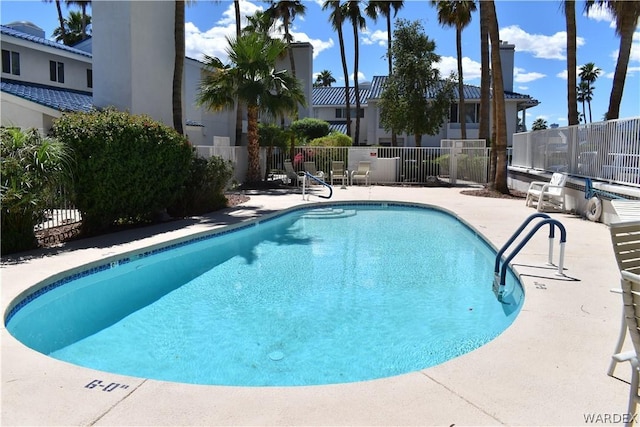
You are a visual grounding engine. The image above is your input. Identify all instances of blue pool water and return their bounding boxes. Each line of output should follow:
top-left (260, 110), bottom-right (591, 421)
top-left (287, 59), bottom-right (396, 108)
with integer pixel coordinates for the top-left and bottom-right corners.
top-left (6, 203), bottom-right (523, 386)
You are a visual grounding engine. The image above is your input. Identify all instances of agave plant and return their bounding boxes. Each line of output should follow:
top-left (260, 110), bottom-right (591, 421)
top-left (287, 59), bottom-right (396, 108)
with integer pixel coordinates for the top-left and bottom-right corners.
top-left (1, 128), bottom-right (71, 254)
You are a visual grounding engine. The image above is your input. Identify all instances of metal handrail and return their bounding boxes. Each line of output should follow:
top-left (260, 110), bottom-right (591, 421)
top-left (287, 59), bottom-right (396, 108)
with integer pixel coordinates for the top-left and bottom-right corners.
top-left (302, 172), bottom-right (333, 200)
top-left (493, 218), bottom-right (567, 302)
top-left (493, 213), bottom-right (551, 275)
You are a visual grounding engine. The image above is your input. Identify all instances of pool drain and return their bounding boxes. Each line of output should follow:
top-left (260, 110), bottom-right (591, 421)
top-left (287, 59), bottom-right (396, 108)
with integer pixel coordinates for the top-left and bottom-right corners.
top-left (269, 351), bottom-right (284, 361)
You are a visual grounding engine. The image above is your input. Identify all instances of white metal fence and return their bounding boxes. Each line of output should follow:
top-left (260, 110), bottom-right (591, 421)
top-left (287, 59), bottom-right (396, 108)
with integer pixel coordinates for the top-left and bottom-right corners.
top-left (197, 145), bottom-right (491, 186)
top-left (511, 117), bottom-right (640, 186)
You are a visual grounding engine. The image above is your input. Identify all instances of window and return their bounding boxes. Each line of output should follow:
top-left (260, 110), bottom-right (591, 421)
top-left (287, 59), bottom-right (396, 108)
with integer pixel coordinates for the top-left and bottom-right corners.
top-left (49, 60), bottom-right (64, 83)
top-left (335, 108), bottom-right (364, 119)
top-left (2, 49), bottom-right (20, 75)
top-left (87, 69), bottom-right (93, 88)
top-left (449, 103), bottom-right (480, 124)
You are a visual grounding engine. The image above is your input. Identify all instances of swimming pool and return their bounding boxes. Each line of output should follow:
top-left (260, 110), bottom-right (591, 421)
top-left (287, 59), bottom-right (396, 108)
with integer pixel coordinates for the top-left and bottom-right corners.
top-left (5, 202), bottom-right (523, 386)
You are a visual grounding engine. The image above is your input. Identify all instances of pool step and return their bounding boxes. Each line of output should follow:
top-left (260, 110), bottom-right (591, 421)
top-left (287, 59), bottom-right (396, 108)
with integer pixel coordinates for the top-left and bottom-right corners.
top-left (301, 208), bottom-right (357, 220)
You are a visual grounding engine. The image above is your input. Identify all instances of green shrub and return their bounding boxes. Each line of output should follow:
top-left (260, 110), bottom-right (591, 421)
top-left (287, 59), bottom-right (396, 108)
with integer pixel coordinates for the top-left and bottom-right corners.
top-left (309, 132), bottom-right (352, 147)
top-left (1, 128), bottom-right (70, 254)
top-left (290, 118), bottom-right (330, 143)
top-left (52, 108), bottom-right (192, 234)
top-left (167, 155), bottom-right (234, 217)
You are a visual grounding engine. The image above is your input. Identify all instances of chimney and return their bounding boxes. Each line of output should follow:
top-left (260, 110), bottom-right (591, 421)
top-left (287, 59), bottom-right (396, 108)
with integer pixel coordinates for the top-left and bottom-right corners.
top-left (499, 40), bottom-right (515, 92)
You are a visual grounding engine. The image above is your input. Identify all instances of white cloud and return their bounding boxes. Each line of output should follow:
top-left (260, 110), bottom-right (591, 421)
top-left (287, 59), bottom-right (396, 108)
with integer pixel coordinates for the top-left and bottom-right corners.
top-left (435, 56), bottom-right (482, 81)
top-left (499, 25), bottom-right (585, 60)
top-left (557, 117), bottom-right (568, 123)
top-left (350, 71), bottom-right (367, 82)
top-left (514, 67), bottom-right (545, 83)
top-left (361, 29), bottom-right (388, 47)
top-left (518, 86), bottom-right (529, 91)
top-left (184, 1), bottom-right (333, 61)
top-left (609, 31), bottom-right (640, 67)
top-left (583, 3), bottom-right (616, 29)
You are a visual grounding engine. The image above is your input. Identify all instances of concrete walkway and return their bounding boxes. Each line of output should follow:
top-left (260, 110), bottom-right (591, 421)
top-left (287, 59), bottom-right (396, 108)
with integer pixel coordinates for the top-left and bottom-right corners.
top-left (1, 185), bottom-right (631, 426)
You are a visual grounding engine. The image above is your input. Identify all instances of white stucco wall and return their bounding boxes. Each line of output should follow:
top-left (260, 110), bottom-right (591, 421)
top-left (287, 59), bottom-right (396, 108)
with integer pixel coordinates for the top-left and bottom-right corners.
top-left (1, 39), bottom-right (92, 92)
top-left (92, 1), bottom-right (174, 126)
top-left (1, 93), bottom-right (58, 131)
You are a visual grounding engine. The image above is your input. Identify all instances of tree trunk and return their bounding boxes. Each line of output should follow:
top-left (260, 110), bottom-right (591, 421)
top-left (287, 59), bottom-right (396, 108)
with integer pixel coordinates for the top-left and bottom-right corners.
top-left (607, 6), bottom-right (636, 120)
top-left (234, 0), bottom-right (243, 146)
top-left (565, 0), bottom-right (579, 126)
top-left (478, 2), bottom-right (490, 144)
top-left (338, 27), bottom-right (352, 139)
top-left (246, 105), bottom-right (262, 183)
top-left (487, 0), bottom-right (508, 194)
top-left (55, 0), bottom-right (67, 40)
top-left (456, 26), bottom-right (467, 140)
top-left (387, 13), bottom-right (397, 147)
top-left (352, 22), bottom-right (361, 145)
top-left (172, 0), bottom-right (185, 135)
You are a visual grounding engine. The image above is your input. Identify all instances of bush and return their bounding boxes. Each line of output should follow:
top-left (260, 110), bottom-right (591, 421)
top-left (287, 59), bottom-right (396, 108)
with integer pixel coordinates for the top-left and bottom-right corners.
top-left (309, 132), bottom-right (352, 147)
top-left (52, 108), bottom-right (192, 234)
top-left (1, 128), bottom-right (70, 254)
top-left (290, 118), bottom-right (330, 143)
top-left (167, 155), bottom-right (234, 217)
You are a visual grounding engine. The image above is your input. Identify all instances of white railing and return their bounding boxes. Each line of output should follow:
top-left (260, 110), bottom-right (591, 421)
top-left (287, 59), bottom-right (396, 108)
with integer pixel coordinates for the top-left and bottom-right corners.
top-left (199, 145), bottom-right (493, 186)
top-left (511, 117), bottom-right (640, 186)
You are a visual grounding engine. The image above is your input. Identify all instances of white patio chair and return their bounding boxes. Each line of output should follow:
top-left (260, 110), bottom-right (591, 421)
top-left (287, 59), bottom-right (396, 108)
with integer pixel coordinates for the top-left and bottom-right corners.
top-left (330, 161), bottom-right (348, 186)
top-left (525, 172), bottom-right (568, 212)
top-left (304, 161), bottom-right (325, 182)
top-left (351, 161), bottom-right (371, 186)
top-left (284, 160), bottom-right (306, 187)
top-left (614, 269), bottom-right (640, 425)
top-left (608, 220), bottom-right (640, 380)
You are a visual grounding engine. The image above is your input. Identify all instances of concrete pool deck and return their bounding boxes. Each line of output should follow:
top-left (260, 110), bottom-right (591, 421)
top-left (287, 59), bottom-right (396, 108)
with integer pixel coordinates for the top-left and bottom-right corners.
top-left (1, 185), bottom-right (631, 426)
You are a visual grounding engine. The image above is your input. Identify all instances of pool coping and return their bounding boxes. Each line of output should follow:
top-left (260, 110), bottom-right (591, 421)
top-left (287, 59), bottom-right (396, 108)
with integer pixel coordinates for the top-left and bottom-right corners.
top-left (1, 186), bottom-right (631, 426)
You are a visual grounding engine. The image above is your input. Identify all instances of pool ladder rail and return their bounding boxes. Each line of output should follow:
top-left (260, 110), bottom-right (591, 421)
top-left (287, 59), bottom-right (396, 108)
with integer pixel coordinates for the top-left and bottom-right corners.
top-left (302, 172), bottom-right (333, 200)
top-left (493, 213), bottom-right (567, 302)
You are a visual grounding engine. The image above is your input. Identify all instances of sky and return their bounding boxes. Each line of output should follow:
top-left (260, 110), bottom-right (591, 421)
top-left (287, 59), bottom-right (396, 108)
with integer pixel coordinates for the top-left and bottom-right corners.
top-left (1, 0), bottom-right (639, 127)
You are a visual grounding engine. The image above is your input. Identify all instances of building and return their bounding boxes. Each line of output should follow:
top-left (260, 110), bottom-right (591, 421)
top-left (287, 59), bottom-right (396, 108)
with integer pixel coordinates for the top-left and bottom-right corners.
top-left (1, 22), bottom-right (92, 131)
top-left (1, 5), bottom-right (538, 148)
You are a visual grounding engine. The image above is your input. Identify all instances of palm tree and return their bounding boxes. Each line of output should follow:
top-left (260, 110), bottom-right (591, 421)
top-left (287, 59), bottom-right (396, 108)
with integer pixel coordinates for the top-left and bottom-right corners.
top-left (52, 10), bottom-right (91, 45)
top-left (267, 1), bottom-right (306, 80)
top-left (323, 0), bottom-right (351, 139)
top-left (485, 0), bottom-right (508, 193)
top-left (243, 10), bottom-right (276, 36)
top-left (65, 0), bottom-right (91, 40)
top-left (576, 80), bottom-right (592, 123)
top-left (531, 118), bottom-right (549, 131)
top-left (44, 0), bottom-right (67, 41)
top-left (585, 0), bottom-right (640, 120)
top-left (564, 0), bottom-right (579, 126)
top-left (579, 62), bottom-right (602, 122)
top-left (431, 0), bottom-right (476, 140)
top-left (365, 0), bottom-right (404, 146)
top-left (314, 70), bottom-right (336, 87)
top-left (344, 1), bottom-right (367, 146)
top-left (197, 33), bottom-right (306, 183)
top-left (364, 1), bottom-right (404, 76)
top-left (172, 0), bottom-right (185, 135)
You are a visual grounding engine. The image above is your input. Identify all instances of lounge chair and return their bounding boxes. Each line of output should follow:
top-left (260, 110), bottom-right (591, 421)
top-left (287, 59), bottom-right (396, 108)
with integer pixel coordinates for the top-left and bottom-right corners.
top-left (525, 172), bottom-right (567, 212)
top-left (614, 267), bottom-right (640, 422)
top-left (608, 220), bottom-right (640, 382)
top-left (330, 161), bottom-right (348, 186)
top-left (284, 160), bottom-right (306, 187)
top-left (351, 161), bottom-right (371, 186)
top-left (304, 161), bottom-right (325, 181)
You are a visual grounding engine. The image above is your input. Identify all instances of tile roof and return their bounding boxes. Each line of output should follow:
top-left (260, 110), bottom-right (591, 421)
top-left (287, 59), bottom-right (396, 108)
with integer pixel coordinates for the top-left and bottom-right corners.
top-left (1, 79), bottom-right (93, 112)
top-left (0, 25), bottom-right (92, 58)
top-left (327, 121), bottom-right (348, 134)
top-left (312, 86), bottom-right (370, 106)
top-left (366, 75), bottom-right (539, 105)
